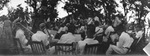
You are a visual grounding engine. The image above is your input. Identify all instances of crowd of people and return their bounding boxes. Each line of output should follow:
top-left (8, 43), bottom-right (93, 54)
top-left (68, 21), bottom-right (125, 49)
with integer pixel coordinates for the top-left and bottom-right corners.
top-left (12, 13), bottom-right (145, 55)
top-left (0, 0), bottom-right (149, 55)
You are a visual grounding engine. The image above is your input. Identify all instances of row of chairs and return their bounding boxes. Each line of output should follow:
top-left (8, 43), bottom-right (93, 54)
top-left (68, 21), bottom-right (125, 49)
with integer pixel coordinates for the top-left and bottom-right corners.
top-left (14, 35), bottom-right (144, 55)
top-left (14, 38), bottom-right (101, 55)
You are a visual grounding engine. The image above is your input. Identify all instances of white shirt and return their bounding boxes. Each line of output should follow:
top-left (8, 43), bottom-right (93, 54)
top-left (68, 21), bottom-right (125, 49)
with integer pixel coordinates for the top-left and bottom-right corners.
top-left (105, 26), bottom-right (114, 35)
top-left (78, 38), bottom-right (99, 54)
top-left (58, 32), bottom-right (77, 43)
top-left (32, 31), bottom-right (49, 46)
top-left (48, 33), bottom-right (79, 54)
top-left (117, 32), bottom-right (134, 48)
top-left (15, 29), bottom-right (30, 49)
top-left (95, 26), bottom-right (103, 34)
top-left (57, 26), bottom-right (68, 33)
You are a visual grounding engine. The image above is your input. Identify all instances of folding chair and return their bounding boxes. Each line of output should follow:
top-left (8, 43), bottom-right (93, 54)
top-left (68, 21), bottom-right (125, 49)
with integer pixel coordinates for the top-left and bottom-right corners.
top-left (84, 43), bottom-right (101, 55)
top-left (30, 41), bottom-right (46, 54)
top-left (55, 43), bottom-right (76, 55)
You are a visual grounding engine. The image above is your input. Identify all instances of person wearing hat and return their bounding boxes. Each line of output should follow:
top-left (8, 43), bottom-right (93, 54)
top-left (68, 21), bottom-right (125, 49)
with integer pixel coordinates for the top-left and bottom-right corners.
top-left (106, 24), bottom-right (134, 55)
top-left (31, 23), bottom-right (49, 47)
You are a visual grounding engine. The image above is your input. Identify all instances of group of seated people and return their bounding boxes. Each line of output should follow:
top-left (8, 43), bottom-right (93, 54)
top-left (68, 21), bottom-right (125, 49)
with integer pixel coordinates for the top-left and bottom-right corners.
top-left (15, 15), bottom-right (144, 55)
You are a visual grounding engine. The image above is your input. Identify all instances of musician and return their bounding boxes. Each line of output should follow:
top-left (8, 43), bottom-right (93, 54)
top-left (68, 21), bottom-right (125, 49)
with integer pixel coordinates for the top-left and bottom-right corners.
top-left (31, 23), bottom-right (49, 47)
top-left (94, 20), bottom-right (104, 43)
top-left (15, 25), bottom-right (31, 53)
top-left (58, 23), bottom-right (78, 43)
top-left (106, 25), bottom-right (134, 55)
top-left (78, 23), bottom-right (98, 54)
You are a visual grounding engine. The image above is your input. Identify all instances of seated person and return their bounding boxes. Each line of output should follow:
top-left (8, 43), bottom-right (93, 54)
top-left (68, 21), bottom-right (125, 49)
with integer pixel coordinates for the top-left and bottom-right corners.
top-left (109, 31), bottom-right (120, 45)
top-left (58, 23), bottom-right (79, 43)
top-left (106, 27), bottom-right (134, 55)
top-left (15, 26), bottom-right (31, 53)
top-left (103, 22), bottom-right (115, 42)
top-left (94, 21), bottom-right (104, 43)
top-left (42, 23), bottom-right (57, 47)
top-left (31, 23), bottom-right (49, 48)
top-left (48, 24), bottom-right (78, 54)
top-left (78, 24), bottom-right (99, 54)
top-left (100, 22), bottom-right (115, 54)
top-left (54, 24), bottom-right (68, 40)
top-left (79, 25), bottom-right (86, 40)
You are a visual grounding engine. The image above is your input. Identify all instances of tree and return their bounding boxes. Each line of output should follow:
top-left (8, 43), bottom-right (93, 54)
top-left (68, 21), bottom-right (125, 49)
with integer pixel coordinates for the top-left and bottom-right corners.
top-left (28, 0), bottom-right (58, 33)
top-left (63, 0), bottom-right (118, 24)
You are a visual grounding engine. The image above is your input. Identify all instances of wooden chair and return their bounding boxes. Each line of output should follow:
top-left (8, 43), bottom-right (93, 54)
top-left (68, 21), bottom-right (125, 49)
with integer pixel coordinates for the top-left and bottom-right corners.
top-left (128, 33), bottom-right (145, 54)
top-left (14, 38), bottom-right (24, 54)
top-left (55, 43), bottom-right (76, 55)
top-left (84, 43), bottom-right (101, 55)
top-left (30, 41), bottom-right (46, 54)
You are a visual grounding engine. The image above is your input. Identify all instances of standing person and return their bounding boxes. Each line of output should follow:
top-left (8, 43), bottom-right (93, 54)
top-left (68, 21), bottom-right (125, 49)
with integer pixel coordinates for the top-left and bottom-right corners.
top-left (106, 26), bottom-right (134, 55)
top-left (2, 16), bottom-right (15, 54)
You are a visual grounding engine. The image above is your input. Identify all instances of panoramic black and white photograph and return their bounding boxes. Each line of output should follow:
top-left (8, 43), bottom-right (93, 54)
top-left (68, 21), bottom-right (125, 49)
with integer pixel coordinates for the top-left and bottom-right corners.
top-left (0, 0), bottom-right (149, 56)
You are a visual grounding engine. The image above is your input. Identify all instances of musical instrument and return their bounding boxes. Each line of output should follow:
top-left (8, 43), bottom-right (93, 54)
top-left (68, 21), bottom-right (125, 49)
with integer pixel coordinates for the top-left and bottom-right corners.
top-left (15, 22), bottom-right (34, 41)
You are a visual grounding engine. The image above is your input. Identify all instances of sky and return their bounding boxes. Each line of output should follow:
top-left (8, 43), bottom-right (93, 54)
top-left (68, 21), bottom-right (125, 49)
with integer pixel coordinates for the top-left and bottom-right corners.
top-left (0, 0), bottom-right (28, 17)
top-left (0, 6), bottom-right (8, 16)
top-left (55, 0), bottom-right (68, 18)
top-left (6, 0), bottom-right (69, 18)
